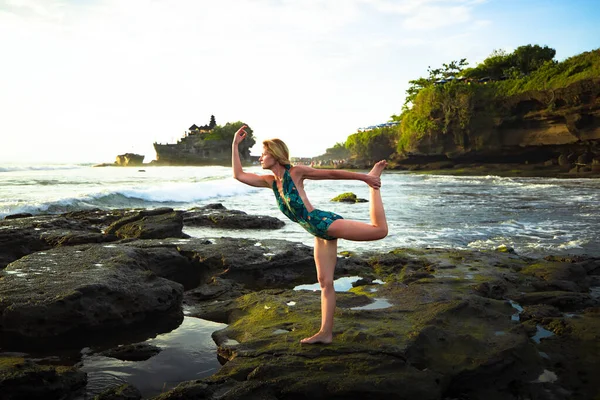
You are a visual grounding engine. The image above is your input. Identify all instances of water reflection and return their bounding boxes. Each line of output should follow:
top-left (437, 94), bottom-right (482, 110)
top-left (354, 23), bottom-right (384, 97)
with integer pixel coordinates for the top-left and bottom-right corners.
top-left (80, 317), bottom-right (226, 399)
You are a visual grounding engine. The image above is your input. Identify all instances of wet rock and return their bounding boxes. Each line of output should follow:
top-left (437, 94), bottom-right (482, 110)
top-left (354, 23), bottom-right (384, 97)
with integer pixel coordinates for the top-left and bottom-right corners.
top-left (536, 309), bottom-right (600, 400)
top-left (94, 383), bottom-right (142, 400)
top-left (171, 237), bottom-right (317, 289)
top-left (3, 213), bottom-right (33, 220)
top-left (100, 343), bottom-right (161, 362)
top-left (166, 285), bottom-right (542, 400)
top-left (122, 242), bottom-right (206, 290)
top-left (105, 208), bottom-right (187, 239)
top-left (520, 304), bottom-right (562, 322)
top-left (184, 277), bottom-right (248, 302)
top-left (520, 260), bottom-right (590, 292)
top-left (0, 209), bottom-right (131, 269)
top-left (0, 356), bottom-right (87, 400)
top-left (183, 204), bottom-right (284, 229)
top-left (472, 280), bottom-right (508, 300)
top-left (0, 244), bottom-right (183, 349)
top-left (515, 291), bottom-right (596, 311)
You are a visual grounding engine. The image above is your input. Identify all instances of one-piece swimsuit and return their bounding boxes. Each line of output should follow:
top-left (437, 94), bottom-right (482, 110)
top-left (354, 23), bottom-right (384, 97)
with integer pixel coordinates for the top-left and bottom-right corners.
top-left (272, 165), bottom-right (343, 240)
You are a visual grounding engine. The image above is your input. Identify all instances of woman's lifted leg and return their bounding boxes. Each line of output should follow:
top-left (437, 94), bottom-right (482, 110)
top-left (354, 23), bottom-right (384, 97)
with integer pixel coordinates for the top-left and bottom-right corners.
top-left (326, 160), bottom-right (388, 241)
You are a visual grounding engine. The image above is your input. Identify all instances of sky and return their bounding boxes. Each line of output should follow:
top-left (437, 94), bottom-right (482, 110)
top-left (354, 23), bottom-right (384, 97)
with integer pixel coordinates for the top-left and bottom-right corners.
top-left (1, 0), bottom-right (599, 164)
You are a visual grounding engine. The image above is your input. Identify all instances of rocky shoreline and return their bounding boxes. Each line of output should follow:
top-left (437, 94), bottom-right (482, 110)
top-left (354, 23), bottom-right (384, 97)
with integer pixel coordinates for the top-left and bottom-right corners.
top-left (1, 206), bottom-right (599, 399)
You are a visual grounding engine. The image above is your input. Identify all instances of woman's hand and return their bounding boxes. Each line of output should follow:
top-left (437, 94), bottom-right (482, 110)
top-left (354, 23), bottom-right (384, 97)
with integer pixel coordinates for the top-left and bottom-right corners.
top-left (233, 125), bottom-right (248, 146)
top-left (364, 174), bottom-right (381, 190)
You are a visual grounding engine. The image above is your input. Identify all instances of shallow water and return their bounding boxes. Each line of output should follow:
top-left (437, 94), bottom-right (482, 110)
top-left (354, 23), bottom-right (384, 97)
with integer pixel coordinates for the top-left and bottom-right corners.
top-left (78, 317), bottom-right (226, 399)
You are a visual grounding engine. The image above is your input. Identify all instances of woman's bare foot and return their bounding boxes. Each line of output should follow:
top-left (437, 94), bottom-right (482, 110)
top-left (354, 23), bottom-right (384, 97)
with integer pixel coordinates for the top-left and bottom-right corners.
top-left (300, 331), bottom-right (333, 344)
top-left (369, 160), bottom-right (387, 177)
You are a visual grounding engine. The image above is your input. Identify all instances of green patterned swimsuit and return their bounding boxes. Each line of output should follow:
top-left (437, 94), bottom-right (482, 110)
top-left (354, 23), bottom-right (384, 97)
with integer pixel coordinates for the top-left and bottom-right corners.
top-left (272, 165), bottom-right (343, 240)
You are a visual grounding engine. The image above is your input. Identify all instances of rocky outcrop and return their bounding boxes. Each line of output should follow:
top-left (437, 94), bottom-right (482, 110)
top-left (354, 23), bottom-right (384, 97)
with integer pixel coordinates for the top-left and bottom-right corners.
top-left (158, 248), bottom-right (600, 400)
top-left (183, 204), bottom-right (285, 229)
top-left (0, 244), bottom-right (184, 349)
top-left (115, 153), bottom-right (144, 166)
top-left (0, 356), bottom-right (87, 400)
top-left (2, 207), bottom-right (599, 399)
top-left (400, 78), bottom-right (600, 169)
top-left (0, 208), bottom-right (187, 269)
top-left (104, 208), bottom-right (187, 239)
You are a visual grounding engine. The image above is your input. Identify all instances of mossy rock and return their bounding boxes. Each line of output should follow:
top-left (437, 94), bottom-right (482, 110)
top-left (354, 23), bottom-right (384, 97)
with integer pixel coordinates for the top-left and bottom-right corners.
top-left (331, 192), bottom-right (367, 203)
top-left (94, 383), bottom-right (142, 400)
top-left (0, 356), bottom-right (86, 399)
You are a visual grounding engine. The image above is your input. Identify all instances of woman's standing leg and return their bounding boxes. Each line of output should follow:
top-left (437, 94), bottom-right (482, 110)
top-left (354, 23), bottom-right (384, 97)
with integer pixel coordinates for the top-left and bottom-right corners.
top-left (301, 237), bottom-right (338, 344)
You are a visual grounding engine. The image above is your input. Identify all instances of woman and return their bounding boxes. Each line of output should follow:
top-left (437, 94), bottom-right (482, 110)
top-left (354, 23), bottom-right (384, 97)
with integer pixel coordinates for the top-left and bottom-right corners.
top-left (232, 125), bottom-right (388, 344)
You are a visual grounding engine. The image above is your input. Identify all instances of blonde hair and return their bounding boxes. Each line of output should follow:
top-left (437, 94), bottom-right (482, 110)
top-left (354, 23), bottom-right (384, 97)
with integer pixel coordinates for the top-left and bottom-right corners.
top-left (263, 139), bottom-right (291, 166)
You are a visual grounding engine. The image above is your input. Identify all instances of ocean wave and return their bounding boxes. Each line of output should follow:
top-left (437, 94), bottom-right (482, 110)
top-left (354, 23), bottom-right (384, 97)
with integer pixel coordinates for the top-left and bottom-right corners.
top-left (111, 179), bottom-right (258, 203)
top-left (0, 164), bottom-right (88, 173)
top-left (0, 179), bottom-right (259, 218)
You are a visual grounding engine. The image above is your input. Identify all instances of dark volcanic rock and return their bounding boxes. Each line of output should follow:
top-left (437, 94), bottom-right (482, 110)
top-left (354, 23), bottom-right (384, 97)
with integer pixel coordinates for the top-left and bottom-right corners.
top-left (171, 237), bottom-right (317, 289)
top-left (184, 204), bottom-right (285, 229)
top-left (514, 291), bottom-right (596, 311)
top-left (3, 213), bottom-right (33, 220)
top-left (0, 244), bottom-right (184, 349)
top-left (94, 383), bottom-right (142, 400)
top-left (0, 356), bottom-right (87, 400)
top-left (100, 343), bottom-right (161, 361)
top-left (157, 248), bottom-right (600, 400)
top-left (105, 208), bottom-right (187, 239)
top-left (0, 209), bottom-right (130, 269)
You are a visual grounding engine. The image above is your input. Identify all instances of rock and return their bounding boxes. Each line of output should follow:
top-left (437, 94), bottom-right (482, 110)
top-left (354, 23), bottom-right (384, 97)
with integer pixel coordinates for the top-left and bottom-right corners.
top-left (0, 244), bottom-right (184, 349)
top-left (104, 208), bottom-right (187, 239)
top-left (520, 260), bottom-right (590, 292)
top-left (330, 192), bottom-right (368, 203)
top-left (536, 309), bottom-right (600, 400)
top-left (520, 304), bottom-right (562, 322)
top-left (472, 280), bottom-right (508, 300)
top-left (170, 237), bottom-right (317, 289)
top-left (162, 286), bottom-right (542, 400)
top-left (115, 153), bottom-right (144, 167)
top-left (515, 291), bottom-right (596, 311)
top-left (94, 383), bottom-right (142, 400)
top-left (3, 213), bottom-right (33, 220)
top-left (558, 154), bottom-right (571, 167)
top-left (0, 209), bottom-right (129, 269)
top-left (100, 343), bottom-right (161, 361)
top-left (495, 244), bottom-right (515, 253)
top-left (0, 356), bottom-right (87, 400)
top-left (577, 151), bottom-right (594, 164)
top-left (183, 204), bottom-right (284, 229)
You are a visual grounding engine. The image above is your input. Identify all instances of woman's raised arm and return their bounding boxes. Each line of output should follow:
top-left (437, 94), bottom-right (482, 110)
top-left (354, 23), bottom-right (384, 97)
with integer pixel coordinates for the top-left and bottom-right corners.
top-left (232, 125), bottom-right (271, 188)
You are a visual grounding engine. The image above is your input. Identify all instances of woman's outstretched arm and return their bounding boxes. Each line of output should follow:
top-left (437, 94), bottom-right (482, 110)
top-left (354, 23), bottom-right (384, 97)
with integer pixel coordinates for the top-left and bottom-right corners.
top-left (232, 125), bottom-right (271, 188)
top-left (293, 165), bottom-right (381, 189)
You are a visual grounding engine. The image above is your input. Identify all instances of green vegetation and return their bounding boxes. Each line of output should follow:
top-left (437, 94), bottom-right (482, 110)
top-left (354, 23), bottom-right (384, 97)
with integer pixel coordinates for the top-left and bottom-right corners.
top-left (201, 121), bottom-right (256, 147)
top-left (331, 192), bottom-right (366, 203)
top-left (325, 46), bottom-right (600, 162)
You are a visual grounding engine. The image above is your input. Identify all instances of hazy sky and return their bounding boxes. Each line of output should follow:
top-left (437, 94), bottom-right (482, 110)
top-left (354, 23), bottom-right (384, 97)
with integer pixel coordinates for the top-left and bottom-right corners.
top-left (1, 0), bottom-right (599, 163)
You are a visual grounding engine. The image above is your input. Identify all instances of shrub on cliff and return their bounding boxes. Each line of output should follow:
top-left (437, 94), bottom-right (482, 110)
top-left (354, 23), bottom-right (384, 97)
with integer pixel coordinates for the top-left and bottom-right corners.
top-left (345, 126), bottom-right (398, 161)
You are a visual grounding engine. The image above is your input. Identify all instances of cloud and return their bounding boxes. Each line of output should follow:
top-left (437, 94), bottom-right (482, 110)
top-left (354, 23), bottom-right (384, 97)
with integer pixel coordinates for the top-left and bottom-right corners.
top-left (0, 0), bottom-right (498, 162)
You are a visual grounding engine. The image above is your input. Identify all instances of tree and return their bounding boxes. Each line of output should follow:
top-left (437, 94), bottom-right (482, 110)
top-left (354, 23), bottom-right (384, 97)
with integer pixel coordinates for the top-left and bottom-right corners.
top-left (512, 44), bottom-right (556, 74)
top-left (404, 59), bottom-right (469, 109)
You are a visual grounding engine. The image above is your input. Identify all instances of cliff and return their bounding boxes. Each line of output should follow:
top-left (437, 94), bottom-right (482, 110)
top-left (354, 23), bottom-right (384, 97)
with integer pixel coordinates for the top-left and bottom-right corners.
top-left (398, 78), bottom-right (600, 170)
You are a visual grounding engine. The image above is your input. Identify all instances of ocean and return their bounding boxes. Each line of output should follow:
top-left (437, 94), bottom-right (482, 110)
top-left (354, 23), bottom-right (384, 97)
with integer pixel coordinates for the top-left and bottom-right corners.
top-left (2, 163), bottom-right (599, 258)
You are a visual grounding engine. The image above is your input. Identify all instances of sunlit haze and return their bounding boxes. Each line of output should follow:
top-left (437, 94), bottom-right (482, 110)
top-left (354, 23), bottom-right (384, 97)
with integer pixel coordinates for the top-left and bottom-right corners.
top-left (1, 0), bottom-right (599, 163)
